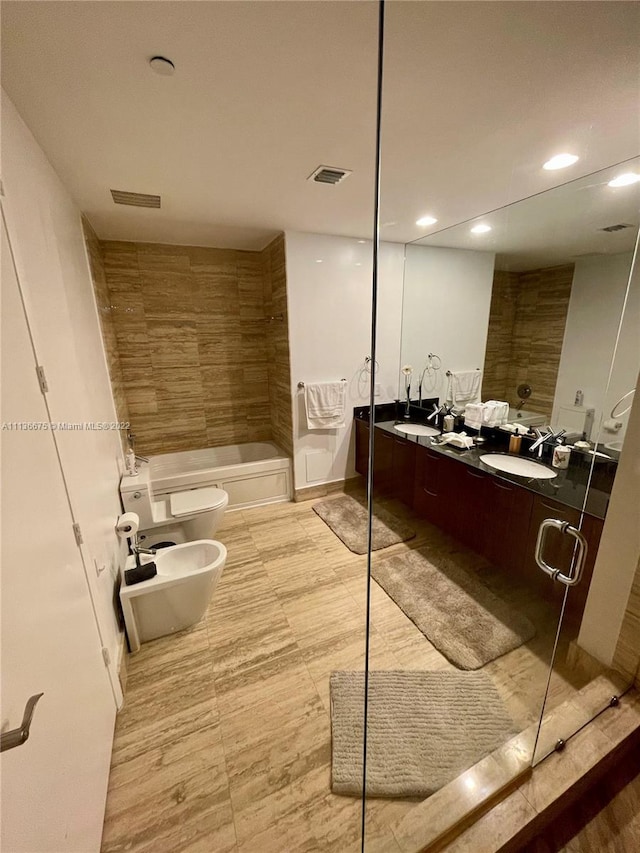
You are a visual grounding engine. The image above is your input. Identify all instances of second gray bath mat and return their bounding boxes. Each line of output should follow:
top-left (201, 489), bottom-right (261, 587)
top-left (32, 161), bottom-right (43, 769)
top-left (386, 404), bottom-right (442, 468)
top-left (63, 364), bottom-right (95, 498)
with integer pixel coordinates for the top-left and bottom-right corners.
top-left (313, 494), bottom-right (415, 555)
top-left (330, 670), bottom-right (517, 797)
top-left (372, 548), bottom-right (536, 669)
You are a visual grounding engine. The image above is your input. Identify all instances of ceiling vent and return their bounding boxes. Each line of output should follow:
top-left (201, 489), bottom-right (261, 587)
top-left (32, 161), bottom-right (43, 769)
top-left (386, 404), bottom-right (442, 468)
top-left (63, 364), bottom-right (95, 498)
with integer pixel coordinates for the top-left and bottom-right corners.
top-left (599, 222), bottom-right (634, 233)
top-left (307, 165), bottom-right (352, 186)
top-left (111, 189), bottom-right (161, 208)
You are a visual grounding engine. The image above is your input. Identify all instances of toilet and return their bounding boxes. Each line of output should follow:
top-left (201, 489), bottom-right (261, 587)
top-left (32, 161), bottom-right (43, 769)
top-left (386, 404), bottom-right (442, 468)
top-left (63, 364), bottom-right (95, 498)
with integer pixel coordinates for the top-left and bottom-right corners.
top-left (119, 539), bottom-right (227, 652)
top-left (120, 463), bottom-right (229, 547)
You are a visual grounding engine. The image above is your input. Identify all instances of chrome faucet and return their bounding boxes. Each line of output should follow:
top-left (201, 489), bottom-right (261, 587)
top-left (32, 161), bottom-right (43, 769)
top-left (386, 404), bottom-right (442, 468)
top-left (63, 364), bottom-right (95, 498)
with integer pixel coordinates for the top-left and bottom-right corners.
top-left (404, 383), bottom-right (411, 418)
top-left (529, 427), bottom-right (566, 457)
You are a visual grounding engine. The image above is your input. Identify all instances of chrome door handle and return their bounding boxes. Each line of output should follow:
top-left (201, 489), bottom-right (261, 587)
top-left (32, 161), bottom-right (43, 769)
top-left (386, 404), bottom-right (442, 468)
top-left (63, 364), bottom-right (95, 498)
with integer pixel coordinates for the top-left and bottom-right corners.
top-left (535, 519), bottom-right (588, 587)
top-left (0, 692), bottom-right (44, 752)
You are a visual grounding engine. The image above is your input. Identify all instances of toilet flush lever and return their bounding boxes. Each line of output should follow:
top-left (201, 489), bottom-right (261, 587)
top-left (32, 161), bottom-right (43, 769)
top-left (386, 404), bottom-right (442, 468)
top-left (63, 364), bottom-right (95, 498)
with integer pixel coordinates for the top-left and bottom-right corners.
top-left (1, 692), bottom-right (44, 752)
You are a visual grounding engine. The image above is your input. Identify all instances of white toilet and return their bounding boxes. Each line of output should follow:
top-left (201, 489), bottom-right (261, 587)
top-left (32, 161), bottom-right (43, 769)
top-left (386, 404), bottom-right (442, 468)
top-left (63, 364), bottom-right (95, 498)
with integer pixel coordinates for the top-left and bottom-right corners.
top-left (120, 464), bottom-right (229, 547)
top-left (120, 539), bottom-right (227, 652)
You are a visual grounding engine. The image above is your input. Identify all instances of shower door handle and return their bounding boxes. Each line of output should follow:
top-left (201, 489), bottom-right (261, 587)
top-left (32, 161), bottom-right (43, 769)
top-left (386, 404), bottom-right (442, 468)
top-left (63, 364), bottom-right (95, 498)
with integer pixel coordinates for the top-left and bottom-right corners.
top-left (535, 518), bottom-right (588, 587)
top-left (0, 692), bottom-right (44, 752)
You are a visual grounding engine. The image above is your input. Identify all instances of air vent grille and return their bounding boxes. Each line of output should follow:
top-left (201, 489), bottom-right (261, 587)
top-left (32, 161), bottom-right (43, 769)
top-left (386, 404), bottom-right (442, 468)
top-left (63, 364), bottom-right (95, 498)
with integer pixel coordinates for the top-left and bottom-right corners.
top-left (307, 165), bottom-right (352, 185)
top-left (600, 223), bottom-right (634, 233)
top-left (111, 189), bottom-right (161, 208)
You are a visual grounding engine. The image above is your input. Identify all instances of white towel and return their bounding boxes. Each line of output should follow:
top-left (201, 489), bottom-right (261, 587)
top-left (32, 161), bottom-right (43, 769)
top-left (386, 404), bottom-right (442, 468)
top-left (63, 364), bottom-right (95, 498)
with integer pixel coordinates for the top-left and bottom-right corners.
top-left (304, 381), bottom-right (346, 429)
top-left (464, 403), bottom-right (485, 431)
top-left (483, 400), bottom-right (509, 428)
top-left (447, 370), bottom-right (482, 406)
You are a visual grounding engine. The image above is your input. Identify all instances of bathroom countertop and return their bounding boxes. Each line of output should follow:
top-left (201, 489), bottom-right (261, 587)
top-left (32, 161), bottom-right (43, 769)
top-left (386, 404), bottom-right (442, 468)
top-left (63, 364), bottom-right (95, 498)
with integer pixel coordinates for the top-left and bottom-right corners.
top-left (359, 415), bottom-right (613, 520)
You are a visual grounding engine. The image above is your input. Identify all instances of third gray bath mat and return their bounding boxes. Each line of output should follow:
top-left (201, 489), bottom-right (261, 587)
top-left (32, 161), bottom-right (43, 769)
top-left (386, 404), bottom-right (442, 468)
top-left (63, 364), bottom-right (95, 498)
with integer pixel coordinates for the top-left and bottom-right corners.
top-left (313, 494), bottom-right (415, 554)
top-left (330, 670), bottom-right (517, 797)
top-left (372, 548), bottom-right (536, 669)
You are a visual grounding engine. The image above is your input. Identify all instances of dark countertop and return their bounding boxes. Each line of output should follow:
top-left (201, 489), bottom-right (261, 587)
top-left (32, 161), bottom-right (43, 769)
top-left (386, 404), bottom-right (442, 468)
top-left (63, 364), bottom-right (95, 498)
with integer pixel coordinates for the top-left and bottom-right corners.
top-left (356, 412), bottom-right (613, 520)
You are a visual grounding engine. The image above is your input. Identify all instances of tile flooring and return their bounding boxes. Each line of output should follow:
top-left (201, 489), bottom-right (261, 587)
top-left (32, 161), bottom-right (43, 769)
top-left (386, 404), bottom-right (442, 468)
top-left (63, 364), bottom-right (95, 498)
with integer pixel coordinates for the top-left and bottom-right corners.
top-left (101, 493), bottom-right (604, 852)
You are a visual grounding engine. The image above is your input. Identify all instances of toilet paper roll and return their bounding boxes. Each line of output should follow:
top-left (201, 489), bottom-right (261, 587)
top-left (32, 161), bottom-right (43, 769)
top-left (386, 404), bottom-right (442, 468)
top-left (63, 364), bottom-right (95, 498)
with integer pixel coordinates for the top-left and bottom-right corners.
top-left (603, 418), bottom-right (623, 433)
top-left (116, 512), bottom-right (139, 538)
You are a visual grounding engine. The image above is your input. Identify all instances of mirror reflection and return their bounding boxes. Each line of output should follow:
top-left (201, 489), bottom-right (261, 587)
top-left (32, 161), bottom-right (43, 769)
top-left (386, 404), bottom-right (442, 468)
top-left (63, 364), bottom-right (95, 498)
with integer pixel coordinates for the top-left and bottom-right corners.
top-left (400, 158), bottom-right (640, 452)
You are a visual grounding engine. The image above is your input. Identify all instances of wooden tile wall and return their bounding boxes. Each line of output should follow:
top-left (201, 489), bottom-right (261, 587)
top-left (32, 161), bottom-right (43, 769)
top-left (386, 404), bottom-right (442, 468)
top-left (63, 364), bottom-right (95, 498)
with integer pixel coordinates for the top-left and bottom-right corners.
top-left (82, 217), bottom-right (130, 448)
top-left (483, 264), bottom-right (574, 419)
top-left (94, 238), bottom-right (293, 457)
top-left (261, 234), bottom-right (293, 457)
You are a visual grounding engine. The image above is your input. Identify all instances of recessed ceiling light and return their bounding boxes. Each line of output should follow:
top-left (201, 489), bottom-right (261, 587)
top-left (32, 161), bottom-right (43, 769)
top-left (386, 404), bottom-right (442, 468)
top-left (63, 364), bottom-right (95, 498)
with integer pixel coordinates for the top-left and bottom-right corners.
top-left (608, 172), bottom-right (640, 188)
top-left (149, 56), bottom-right (175, 76)
top-left (355, 262), bottom-right (362, 267)
top-left (470, 223), bottom-right (492, 234)
top-left (315, 259), bottom-right (323, 263)
top-left (543, 153), bottom-right (579, 170)
top-left (357, 239), bottom-right (366, 244)
top-left (382, 221), bottom-right (397, 228)
top-left (416, 215), bottom-right (438, 228)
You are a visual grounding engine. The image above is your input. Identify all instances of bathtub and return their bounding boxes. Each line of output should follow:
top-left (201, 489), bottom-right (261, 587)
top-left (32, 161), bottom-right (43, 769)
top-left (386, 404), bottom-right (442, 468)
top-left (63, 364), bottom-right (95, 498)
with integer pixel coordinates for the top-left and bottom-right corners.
top-left (148, 442), bottom-right (291, 510)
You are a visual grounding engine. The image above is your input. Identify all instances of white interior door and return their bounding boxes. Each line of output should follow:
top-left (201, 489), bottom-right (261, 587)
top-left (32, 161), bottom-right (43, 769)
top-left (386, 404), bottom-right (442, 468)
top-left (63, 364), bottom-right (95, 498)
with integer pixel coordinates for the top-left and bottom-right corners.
top-left (1, 219), bottom-right (116, 852)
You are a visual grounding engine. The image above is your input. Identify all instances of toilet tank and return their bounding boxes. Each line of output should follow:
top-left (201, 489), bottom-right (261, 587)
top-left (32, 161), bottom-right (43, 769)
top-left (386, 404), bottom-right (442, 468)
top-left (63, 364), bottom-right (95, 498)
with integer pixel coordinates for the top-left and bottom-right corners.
top-left (119, 466), bottom-right (156, 528)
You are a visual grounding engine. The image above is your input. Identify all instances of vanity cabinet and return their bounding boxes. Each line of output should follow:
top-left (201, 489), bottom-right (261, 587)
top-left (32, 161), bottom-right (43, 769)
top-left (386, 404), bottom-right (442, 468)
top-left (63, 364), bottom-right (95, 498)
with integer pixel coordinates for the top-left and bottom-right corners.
top-left (354, 419), bottom-right (603, 624)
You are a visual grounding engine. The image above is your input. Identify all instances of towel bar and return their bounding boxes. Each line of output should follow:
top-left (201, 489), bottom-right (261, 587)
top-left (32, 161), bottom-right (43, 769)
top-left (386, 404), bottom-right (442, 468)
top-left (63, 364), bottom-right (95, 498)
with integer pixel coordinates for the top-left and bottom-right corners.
top-left (298, 379), bottom-right (347, 389)
top-left (446, 369), bottom-right (480, 377)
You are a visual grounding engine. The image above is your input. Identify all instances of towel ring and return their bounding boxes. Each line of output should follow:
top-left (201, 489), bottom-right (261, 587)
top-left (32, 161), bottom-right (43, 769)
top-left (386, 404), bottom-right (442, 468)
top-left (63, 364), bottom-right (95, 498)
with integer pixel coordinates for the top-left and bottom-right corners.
top-left (364, 356), bottom-right (379, 372)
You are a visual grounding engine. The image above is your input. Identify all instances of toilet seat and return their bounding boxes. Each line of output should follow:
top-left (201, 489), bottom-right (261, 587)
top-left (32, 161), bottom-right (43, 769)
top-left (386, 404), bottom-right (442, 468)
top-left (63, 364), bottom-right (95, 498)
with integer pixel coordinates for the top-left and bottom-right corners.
top-left (170, 486), bottom-right (228, 518)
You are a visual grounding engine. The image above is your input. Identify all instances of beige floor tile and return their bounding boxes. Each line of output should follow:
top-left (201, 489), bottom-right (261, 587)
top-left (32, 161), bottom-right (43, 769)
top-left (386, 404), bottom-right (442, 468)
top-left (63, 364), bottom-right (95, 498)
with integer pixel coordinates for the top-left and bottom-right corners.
top-left (104, 496), bottom-right (617, 853)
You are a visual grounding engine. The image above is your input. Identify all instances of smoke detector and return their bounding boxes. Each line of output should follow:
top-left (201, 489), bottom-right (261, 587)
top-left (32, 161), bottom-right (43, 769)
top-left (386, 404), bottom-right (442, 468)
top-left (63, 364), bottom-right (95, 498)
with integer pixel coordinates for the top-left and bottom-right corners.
top-left (111, 190), bottom-right (161, 208)
top-left (307, 165), bottom-right (352, 185)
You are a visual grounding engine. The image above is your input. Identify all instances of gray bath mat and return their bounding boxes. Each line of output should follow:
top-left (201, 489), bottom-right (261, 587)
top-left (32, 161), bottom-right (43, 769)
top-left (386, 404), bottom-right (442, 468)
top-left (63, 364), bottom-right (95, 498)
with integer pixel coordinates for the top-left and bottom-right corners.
top-left (372, 549), bottom-right (535, 669)
top-left (330, 670), bottom-right (517, 797)
top-left (313, 495), bottom-right (415, 554)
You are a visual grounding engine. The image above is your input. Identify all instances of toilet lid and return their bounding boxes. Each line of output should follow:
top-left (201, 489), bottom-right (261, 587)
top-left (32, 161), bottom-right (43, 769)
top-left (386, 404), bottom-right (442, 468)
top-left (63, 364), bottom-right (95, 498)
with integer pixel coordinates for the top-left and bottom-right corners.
top-left (170, 487), bottom-right (228, 517)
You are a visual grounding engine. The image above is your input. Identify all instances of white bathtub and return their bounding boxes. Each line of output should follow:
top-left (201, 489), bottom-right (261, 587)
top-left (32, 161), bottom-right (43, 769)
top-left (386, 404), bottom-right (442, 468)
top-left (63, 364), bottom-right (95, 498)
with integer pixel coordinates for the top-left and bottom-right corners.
top-left (148, 442), bottom-right (291, 510)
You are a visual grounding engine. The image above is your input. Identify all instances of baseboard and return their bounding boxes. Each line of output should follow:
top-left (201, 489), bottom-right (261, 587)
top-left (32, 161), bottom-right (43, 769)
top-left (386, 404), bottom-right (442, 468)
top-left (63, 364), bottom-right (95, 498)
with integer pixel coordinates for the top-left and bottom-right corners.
top-left (294, 475), bottom-right (362, 502)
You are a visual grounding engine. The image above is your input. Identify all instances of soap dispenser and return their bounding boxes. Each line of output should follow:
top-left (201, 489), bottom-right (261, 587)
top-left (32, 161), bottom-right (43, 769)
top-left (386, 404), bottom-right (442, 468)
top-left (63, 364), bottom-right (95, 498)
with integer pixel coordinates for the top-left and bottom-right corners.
top-left (125, 447), bottom-right (138, 477)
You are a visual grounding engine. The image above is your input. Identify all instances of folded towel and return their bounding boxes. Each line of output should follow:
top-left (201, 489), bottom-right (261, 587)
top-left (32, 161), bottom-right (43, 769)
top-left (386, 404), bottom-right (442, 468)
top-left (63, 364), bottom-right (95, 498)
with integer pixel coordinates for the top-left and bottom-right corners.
top-left (483, 400), bottom-right (510, 428)
top-left (439, 431), bottom-right (474, 449)
top-left (447, 370), bottom-right (482, 406)
top-left (464, 402), bottom-right (485, 431)
top-left (305, 381), bottom-right (346, 430)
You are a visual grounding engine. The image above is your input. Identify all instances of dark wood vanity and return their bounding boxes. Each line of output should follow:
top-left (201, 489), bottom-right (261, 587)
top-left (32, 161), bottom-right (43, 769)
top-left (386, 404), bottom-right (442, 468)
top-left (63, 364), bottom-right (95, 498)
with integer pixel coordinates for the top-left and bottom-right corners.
top-left (355, 416), bottom-right (607, 623)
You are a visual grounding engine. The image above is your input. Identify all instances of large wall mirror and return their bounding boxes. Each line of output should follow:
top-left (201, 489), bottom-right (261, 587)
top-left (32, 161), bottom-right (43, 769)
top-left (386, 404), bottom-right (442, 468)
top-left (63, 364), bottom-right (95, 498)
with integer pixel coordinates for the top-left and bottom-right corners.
top-left (400, 157), bottom-right (640, 451)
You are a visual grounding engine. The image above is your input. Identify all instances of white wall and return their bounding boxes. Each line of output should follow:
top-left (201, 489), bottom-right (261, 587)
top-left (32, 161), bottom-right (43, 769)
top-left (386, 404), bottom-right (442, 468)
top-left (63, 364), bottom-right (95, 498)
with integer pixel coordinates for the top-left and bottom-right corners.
top-left (552, 253), bottom-right (639, 441)
top-left (285, 231), bottom-right (405, 491)
top-left (578, 367), bottom-right (640, 666)
top-left (1, 92), bottom-right (125, 699)
top-left (401, 245), bottom-right (496, 402)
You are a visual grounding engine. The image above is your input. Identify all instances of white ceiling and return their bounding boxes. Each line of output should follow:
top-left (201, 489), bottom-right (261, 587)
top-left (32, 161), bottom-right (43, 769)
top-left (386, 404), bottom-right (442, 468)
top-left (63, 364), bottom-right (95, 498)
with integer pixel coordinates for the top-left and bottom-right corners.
top-left (416, 157), bottom-right (640, 271)
top-left (2, 1), bottom-right (639, 250)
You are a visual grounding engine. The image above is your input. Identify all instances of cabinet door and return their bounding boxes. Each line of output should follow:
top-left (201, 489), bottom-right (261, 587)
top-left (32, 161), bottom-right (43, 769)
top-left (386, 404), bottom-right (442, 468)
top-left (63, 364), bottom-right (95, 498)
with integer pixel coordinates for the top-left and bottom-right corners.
top-left (355, 419), bottom-right (370, 477)
top-left (454, 467), bottom-right (489, 553)
top-left (484, 478), bottom-right (534, 573)
top-left (373, 430), bottom-right (395, 495)
top-left (414, 446), bottom-right (454, 530)
top-left (392, 437), bottom-right (416, 507)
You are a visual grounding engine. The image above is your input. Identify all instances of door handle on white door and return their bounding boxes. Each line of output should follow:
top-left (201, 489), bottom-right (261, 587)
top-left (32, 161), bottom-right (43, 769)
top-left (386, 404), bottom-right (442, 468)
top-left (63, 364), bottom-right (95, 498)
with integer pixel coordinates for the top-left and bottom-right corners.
top-left (1, 693), bottom-right (44, 753)
top-left (535, 518), bottom-right (588, 587)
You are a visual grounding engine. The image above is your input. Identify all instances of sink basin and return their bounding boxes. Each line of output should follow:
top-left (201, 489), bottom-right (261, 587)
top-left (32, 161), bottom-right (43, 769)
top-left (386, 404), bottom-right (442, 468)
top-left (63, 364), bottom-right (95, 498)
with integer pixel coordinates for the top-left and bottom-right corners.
top-left (155, 539), bottom-right (225, 578)
top-left (394, 423), bottom-right (440, 437)
top-left (480, 454), bottom-right (557, 479)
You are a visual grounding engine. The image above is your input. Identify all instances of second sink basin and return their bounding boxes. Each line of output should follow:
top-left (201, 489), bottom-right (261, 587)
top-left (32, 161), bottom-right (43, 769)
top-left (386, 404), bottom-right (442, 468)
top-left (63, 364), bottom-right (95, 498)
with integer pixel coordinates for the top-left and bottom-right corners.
top-left (394, 423), bottom-right (440, 437)
top-left (480, 453), bottom-right (557, 479)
